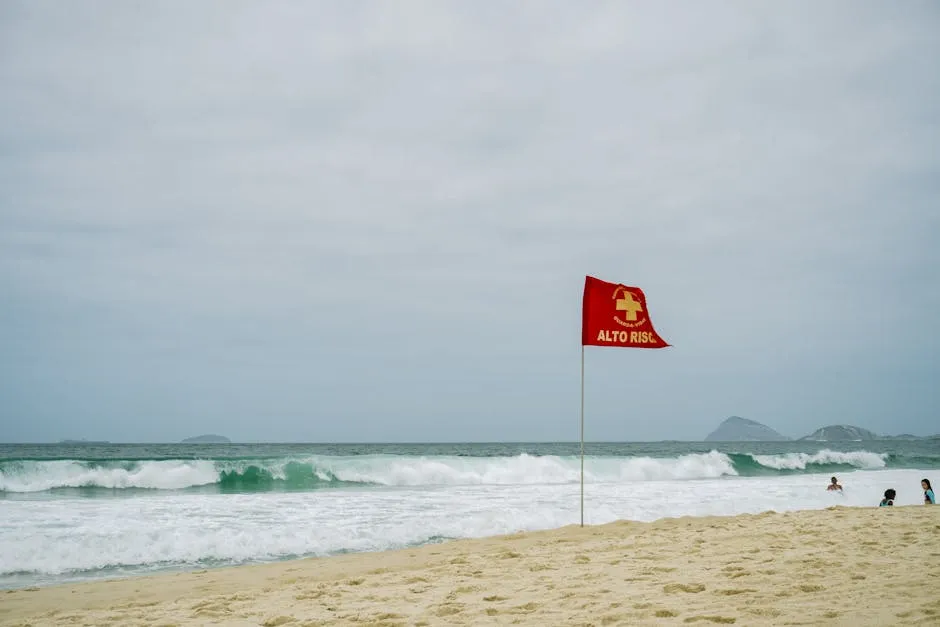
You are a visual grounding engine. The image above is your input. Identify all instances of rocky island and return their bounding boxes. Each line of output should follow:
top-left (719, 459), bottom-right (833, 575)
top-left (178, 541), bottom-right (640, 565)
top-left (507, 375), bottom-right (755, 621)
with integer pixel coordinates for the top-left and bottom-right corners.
top-left (705, 416), bottom-right (789, 442)
top-left (798, 425), bottom-right (880, 441)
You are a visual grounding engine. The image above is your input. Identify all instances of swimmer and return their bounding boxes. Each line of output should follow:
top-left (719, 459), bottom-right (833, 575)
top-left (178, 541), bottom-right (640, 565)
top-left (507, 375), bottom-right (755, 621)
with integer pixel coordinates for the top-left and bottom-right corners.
top-left (879, 489), bottom-right (896, 507)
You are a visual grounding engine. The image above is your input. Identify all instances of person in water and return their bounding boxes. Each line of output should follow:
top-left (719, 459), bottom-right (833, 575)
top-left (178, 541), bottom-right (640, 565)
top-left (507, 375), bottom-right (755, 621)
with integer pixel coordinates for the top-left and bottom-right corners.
top-left (827, 476), bottom-right (843, 491)
top-left (880, 489), bottom-right (896, 507)
top-left (924, 479), bottom-right (935, 505)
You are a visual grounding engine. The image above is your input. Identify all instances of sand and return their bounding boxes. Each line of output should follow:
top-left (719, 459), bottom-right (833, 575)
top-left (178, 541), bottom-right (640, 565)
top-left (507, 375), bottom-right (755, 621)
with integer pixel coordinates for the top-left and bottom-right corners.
top-left (2, 506), bottom-right (938, 626)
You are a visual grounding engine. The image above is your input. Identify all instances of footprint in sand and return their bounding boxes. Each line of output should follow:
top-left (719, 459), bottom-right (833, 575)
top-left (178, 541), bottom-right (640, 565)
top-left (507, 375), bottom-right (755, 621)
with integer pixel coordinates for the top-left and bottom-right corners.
top-left (434, 603), bottom-right (465, 617)
top-left (664, 583), bottom-right (706, 593)
top-left (261, 616), bottom-right (296, 627)
top-left (598, 612), bottom-right (631, 624)
top-left (714, 588), bottom-right (757, 596)
top-left (744, 608), bottom-right (782, 618)
top-left (649, 566), bottom-right (677, 573)
top-left (373, 612), bottom-right (405, 621)
top-left (511, 602), bottom-right (539, 613)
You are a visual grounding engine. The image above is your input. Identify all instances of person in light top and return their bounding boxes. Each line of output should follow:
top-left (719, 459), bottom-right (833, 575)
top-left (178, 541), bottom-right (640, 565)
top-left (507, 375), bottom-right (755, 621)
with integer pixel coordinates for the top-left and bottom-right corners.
top-left (827, 476), bottom-right (843, 492)
top-left (924, 479), bottom-right (935, 505)
top-left (879, 489), bottom-right (896, 507)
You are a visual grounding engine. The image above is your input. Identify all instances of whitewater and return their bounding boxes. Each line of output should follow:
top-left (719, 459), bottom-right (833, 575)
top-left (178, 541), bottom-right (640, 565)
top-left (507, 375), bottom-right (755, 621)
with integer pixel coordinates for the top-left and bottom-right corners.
top-left (1, 441), bottom-right (937, 589)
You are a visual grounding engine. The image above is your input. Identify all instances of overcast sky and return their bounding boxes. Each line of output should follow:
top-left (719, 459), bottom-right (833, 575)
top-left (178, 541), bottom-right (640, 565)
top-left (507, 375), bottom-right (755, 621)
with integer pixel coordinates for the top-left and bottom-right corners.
top-left (1, 2), bottom-right (938, 443)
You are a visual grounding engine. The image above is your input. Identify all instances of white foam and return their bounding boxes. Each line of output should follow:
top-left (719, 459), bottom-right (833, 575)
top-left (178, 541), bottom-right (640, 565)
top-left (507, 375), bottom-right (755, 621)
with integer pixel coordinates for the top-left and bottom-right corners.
top-left (751, 449), bottom-right (887, 470)
top-left (0, 460), bottom-right (220, 492)
top-left (322, 452), bottom-right (738, 486)
top-left (0, 467), bottom-right (928, 588)
top-left (0, 453), bottom-right (742, 493)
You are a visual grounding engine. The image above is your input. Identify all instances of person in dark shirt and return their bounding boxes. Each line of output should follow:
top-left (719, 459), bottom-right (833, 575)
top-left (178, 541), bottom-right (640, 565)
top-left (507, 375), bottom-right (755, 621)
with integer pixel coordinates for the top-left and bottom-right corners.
top-left (879, 489), bottom-right (896, 507)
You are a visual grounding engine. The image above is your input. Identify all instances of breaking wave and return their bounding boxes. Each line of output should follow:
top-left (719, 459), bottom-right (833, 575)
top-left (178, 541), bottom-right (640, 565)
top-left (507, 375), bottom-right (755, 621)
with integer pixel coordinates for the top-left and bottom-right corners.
top-left (0, 449), bottom-right (933, 494)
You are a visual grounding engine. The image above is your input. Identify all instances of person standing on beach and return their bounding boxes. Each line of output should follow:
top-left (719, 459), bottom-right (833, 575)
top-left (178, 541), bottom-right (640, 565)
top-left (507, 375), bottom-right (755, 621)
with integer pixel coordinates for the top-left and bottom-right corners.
top-left (827, 477), bottom-right (842, 492)
top-left (923, 479), bottom-right (935, 504)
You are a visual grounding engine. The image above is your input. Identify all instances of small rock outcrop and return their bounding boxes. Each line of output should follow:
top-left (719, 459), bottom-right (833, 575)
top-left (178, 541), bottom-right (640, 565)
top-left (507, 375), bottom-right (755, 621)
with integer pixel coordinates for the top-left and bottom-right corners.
top-left (181, 434), bottom-right (231, 444)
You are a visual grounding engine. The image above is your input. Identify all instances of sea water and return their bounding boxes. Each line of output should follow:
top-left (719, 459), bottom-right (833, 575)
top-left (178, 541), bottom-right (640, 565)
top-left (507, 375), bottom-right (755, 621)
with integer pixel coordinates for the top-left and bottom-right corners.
top-left (1, 441), bottom-right (938, 589)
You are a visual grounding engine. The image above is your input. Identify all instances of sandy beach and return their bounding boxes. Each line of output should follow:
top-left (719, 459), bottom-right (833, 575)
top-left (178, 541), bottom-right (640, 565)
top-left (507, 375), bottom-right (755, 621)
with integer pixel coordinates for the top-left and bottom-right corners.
top-left (2, 506), bottom-right (938, 626)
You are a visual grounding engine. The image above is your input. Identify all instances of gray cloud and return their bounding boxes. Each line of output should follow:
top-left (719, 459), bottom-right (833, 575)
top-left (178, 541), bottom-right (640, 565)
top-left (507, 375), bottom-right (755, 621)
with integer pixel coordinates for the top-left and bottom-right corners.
top-left (1, 1), bottom-right (938, 442)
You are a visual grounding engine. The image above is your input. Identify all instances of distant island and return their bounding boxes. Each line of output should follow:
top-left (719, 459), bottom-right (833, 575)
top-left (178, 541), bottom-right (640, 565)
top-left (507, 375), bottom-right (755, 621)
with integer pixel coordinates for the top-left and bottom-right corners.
top-left (180, 434), bottom-right (231, 444)
top-left (799, 425), bottom-right (880, 442)
top-left (705, 416), bottom-right (789, 442)
top-left (704, 417), bottom-right (936, 442)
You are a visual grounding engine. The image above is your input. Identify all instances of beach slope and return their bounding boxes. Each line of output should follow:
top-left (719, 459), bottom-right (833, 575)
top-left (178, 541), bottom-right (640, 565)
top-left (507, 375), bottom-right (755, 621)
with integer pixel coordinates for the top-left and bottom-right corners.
top-left (2, 506), bottom-right (938, 626)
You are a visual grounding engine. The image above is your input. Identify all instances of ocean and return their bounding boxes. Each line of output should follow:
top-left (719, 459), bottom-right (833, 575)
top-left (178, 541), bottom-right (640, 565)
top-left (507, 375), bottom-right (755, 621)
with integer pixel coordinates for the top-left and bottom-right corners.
top-left (1, 440), bottom-right (938, 590)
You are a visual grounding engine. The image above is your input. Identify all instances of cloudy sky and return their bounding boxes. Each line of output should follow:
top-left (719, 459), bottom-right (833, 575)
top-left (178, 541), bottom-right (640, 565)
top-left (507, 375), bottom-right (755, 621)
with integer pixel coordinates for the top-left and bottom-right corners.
top-left (1, 1), bottom-right (938, 443)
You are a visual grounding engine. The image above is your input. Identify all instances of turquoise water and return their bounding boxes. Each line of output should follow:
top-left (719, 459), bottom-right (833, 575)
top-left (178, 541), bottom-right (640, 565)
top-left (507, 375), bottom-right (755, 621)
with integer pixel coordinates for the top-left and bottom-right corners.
top-left (2, 440), bottom-right (938, 497)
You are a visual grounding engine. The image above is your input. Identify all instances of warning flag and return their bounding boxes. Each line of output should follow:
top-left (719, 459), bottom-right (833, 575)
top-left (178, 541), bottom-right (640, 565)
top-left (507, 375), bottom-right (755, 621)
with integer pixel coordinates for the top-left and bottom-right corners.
top-left (582, 276), bottom-right (669, 348)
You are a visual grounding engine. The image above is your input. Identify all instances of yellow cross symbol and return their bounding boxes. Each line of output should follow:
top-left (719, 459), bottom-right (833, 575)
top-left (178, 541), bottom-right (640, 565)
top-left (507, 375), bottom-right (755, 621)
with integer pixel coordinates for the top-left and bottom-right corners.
top-left (615, 290), bottom-right (643, 321)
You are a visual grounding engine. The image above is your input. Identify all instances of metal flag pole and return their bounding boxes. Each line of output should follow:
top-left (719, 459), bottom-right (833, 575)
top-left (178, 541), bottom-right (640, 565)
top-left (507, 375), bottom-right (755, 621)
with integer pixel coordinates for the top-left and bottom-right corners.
top-left (580, 344), bottom-right (585, 527)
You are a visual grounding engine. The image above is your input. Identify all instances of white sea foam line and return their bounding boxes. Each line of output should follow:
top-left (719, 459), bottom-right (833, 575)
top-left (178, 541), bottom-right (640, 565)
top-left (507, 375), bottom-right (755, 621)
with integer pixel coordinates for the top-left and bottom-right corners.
top-left (0, 452), bottom-right (750, 492)
top-left (750, 449), bottom-right (887, 470)
top-left (0, 460), bottom-right (219, 492)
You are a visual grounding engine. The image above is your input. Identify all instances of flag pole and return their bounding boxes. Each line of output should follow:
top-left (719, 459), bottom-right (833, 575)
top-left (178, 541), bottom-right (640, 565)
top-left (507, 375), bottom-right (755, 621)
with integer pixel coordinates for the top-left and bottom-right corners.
top-left (580, 344), bottom-right (585, 527)
top-left (580, 276), bottom-right (669, 527)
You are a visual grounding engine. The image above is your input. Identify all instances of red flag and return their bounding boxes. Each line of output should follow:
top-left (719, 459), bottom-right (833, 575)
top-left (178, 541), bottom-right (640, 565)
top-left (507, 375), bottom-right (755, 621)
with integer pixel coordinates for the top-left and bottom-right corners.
top-left (582, 276), bottom-right (669, 348)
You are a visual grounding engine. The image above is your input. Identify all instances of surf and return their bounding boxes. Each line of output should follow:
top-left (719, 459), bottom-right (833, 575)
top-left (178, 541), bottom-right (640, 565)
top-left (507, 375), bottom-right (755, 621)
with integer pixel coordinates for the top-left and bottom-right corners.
top-left (3, 449), bottom-right (934, 494)
top-left (2, 466), bottom-right (933, 589)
